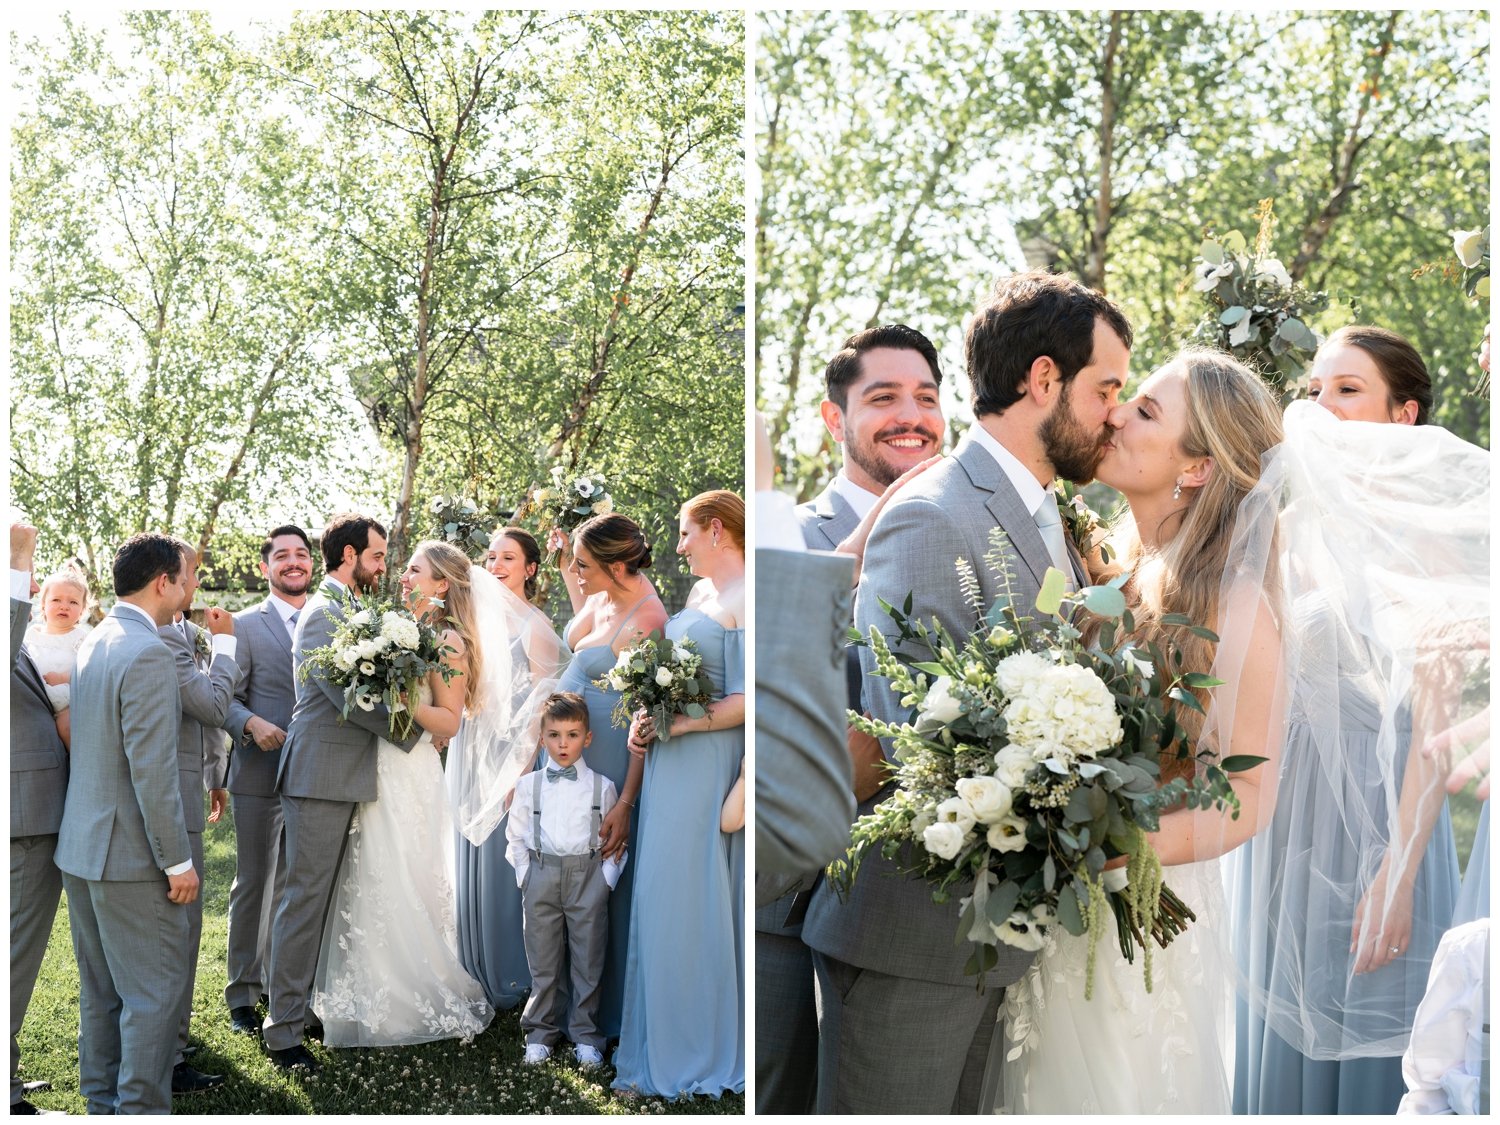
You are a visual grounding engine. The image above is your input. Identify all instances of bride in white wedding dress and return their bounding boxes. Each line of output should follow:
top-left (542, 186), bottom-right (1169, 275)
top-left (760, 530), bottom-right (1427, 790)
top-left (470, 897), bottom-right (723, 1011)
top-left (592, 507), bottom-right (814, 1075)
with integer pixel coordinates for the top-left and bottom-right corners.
top-left (311, 541), bottom-right (498, 1047)
top-left (991, 352), bottom-right (1288, 1113)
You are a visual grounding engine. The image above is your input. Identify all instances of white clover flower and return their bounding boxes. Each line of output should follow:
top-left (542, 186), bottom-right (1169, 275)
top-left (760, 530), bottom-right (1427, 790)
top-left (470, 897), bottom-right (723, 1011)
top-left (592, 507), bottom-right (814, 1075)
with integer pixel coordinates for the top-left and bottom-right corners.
top-left (922, 820), bottom-right (967, 860)
top-left (574, 478), bottom-right (595, 498)
top-left (1453, 228), bottom-right (1485, 269)
top-left (1253, 257), bottom-right (1292, 289)
top-left (986, 814), bottom-right (1029, 853)
top-left (955, 775), bottom-right (1014, 824)
top-left (915, 675), bottom-right (964, 732)
top-left (653, 666), bottom-right (674, 688)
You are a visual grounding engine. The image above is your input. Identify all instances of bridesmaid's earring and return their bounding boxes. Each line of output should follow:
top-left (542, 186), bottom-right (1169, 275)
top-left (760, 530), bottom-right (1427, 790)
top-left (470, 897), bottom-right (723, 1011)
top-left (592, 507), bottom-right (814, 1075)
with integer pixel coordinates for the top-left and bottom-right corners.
top-left (1172, 479), bottom-right (1183, 501)
top-left (712, 533), bottom-right (719, 548)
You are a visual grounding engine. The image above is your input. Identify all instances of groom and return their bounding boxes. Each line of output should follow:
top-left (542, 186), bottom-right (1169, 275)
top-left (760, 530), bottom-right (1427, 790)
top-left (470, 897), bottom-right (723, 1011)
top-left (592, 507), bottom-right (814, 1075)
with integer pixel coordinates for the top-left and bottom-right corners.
top-left (262, 514), bottom-right (424, 1071)
top-left (801, 271), bottom-right (1132, 1113)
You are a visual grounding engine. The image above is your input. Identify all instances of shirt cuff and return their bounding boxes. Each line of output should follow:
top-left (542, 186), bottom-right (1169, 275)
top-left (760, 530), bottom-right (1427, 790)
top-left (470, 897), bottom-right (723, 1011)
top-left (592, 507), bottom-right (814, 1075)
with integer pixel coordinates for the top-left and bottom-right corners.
top-left (11, 569), bottom-right (33, 601)
top-left (755, 490), bottom-right (806, 553)
top-left (210, 634), bottom-right (237, 660)
top-left (164, 859), bottom-right (194, 877)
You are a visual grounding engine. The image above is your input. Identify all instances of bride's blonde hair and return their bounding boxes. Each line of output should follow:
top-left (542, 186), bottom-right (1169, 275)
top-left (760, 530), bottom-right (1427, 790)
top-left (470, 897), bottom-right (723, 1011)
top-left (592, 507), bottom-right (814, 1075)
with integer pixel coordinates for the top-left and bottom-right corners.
top-left (413, 540), bottom-right (484, 710)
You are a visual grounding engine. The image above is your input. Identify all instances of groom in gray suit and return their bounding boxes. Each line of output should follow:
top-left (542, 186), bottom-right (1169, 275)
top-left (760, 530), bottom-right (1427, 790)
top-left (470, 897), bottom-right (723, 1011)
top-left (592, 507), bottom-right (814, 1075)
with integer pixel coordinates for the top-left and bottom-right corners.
top-left (55, 533), bottom-right (201, 1115)
top-left (262, 514), bottom-right (424, 1071)
top-left (221, 526), bottom-right (311, 1035)
top-left (802, 271), bottom-right (1132, 1114)
top-left (760, 325), bottom-right (947, 1114)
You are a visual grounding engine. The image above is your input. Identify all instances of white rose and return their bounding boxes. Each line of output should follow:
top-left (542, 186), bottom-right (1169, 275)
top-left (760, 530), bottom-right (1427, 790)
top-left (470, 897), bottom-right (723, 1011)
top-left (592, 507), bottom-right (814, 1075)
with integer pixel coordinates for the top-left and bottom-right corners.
top-left (672, 643), bottom-right (691, 663)
top-left (574, 478), bottom-right (595, 498)
top-left (334, 649), bottom-right (357, 671)
top-left (355, 638), bottom-right (381, 661)
top-left (992, 746), bottom-right (1033, 790)
top-left (955, 776), bottom-right (1014, 824)
top-left (654, 666), bottom-right (674, 688)
top-left (1253, 257), bottom-right (1292, 289)
top-left (934, 796), bottom-right (977, 835)
top-left (915, 675), bottom-right (964, 731)
top-left (591, 496), bottom-right (614, 516)
top-left (1453, 228), bottom-right (1486, 269)
top-left (986, 814), bottom-right (1029, 853)
top-left (350, 609), bottom-right (372, 627)
top-left (922, 821), bottom-right (967, 861)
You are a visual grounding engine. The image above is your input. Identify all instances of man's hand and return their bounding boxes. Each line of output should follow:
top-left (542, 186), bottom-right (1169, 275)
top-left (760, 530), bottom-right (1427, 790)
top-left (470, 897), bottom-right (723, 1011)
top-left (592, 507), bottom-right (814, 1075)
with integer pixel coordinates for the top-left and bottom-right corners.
top-left (167, 867), bottom-right (201, 905)
top-left (848, 722), bottom-right (889, 803)
top-left (10, 522), bottom-right (37, 572)
top-left (204, 607), bottom-right (235, 637)
top-left (598, 801), bottom-right (631, 860)
top-left (244, 716), bottom-right (286, 751)
top-left (42, 672), bottom-right (69, 686)
top-left (207, 789), bottom-right (229, 825)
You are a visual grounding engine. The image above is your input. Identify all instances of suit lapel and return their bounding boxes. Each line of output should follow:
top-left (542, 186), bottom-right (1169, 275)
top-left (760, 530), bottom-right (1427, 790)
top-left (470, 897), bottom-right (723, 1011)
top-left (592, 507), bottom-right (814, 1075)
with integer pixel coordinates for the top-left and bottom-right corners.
top-left (263, 597), bottom-right (293, 656)
top-left (955, 441), bottom-right (1052, 588)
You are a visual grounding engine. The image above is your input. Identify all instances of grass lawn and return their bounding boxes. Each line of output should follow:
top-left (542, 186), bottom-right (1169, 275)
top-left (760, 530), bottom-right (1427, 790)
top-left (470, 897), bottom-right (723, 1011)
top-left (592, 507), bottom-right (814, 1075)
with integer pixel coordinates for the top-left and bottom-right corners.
top-left (17, 811), bottom-right (745, 1115)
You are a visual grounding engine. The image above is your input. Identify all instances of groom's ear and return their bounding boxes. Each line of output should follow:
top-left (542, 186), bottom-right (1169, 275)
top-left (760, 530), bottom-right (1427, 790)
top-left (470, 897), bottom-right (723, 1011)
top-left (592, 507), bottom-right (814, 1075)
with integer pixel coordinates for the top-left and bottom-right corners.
top-left (1025, 355), bottom-right (1059, 404)
top-left (820, 399), bottom-right (846, 443)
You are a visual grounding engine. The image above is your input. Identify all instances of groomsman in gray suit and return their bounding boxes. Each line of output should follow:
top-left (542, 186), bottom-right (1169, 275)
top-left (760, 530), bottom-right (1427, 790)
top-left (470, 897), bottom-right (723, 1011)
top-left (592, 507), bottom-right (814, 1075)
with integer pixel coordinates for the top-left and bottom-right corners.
top-left (55, 533), bottom-right (201, 1115)
top-left (9, 523), bottom-right (67, 1116)
top-left (802, 271), bottom-right (1131, 1113)
top-left (220, 526), bottom-right (311, 1036)
top-left (262, 514), bottom-right (424, 1072)
top-left (159, 540), bottom-right (238, 1094)
top-left (759, 326), bottom-right (948, 1114)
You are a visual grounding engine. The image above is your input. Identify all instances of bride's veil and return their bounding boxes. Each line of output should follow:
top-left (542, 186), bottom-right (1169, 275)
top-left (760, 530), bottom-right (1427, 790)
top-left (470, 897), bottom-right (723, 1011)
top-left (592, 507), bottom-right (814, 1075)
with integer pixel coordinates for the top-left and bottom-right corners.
top-left (1222, 401), bottom-right (1489, 1060)
top-left (445, 564), bottom-right (571, 845)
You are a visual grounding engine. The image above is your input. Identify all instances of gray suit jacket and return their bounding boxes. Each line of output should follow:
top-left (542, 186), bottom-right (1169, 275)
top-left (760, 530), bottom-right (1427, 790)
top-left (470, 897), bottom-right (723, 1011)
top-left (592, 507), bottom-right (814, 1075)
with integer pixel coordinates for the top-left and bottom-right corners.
top-left (11, 598), bottom-right (69, 838)
top-left (54, 607), bottom-right (190, 882)
top-left (223, 596), bottom-right (297, 796)
top-left (276, 581), bottom-right (423, 803)
top-left (803, 437), bottom-right (1084, 988)
top-left (158, 622), bottom-right (236, 833)
top-left (754, 548), bottom-right (856, 895)
top-left (794, 482), bottom-right (861, 552)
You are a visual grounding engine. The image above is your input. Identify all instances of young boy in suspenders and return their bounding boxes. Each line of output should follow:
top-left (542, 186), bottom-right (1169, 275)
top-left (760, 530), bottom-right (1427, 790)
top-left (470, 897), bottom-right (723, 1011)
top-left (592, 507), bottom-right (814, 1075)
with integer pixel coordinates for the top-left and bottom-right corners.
top-left (505, 691), bottom-right (625, 1069)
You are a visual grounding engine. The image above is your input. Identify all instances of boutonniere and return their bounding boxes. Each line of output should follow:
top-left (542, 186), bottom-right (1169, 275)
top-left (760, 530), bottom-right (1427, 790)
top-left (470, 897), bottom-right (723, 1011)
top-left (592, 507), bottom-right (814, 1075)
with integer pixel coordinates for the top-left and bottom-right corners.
top-left (1055, 482), bottom-right (1116, 568)
top-left (193, 626), bottom-right (212, 663)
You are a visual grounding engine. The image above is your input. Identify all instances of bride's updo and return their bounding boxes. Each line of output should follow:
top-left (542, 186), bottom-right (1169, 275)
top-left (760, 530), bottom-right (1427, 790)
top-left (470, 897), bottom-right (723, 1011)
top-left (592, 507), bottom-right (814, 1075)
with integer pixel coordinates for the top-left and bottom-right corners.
top-left (413, 540), bottom-right (484, 709)
top-left (573, 513), bottom-right (653, 583)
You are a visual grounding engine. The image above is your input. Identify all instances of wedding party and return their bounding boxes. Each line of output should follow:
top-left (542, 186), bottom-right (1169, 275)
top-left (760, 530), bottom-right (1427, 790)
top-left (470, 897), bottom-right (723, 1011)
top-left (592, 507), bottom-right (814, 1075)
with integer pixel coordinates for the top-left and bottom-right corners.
top-left (11, 8), bottom-right (743, 1116)
top-left (755, 9), bottom-right (1489, 1117)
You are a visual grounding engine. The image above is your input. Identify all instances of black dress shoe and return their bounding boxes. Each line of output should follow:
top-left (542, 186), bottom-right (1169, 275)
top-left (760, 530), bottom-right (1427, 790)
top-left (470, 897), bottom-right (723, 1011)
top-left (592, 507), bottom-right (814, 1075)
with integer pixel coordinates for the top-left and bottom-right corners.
top-left (182, 1045), bottom-right (199, 1060)
top-left (11, 1100), bottom-right (43, 1115)
top-left (267, 1044), bottom-right (320, 1073)
top-left (229, 1005), bottom-right (260, 1035)
top-left (171, 1063), bottom-right (226, 1094)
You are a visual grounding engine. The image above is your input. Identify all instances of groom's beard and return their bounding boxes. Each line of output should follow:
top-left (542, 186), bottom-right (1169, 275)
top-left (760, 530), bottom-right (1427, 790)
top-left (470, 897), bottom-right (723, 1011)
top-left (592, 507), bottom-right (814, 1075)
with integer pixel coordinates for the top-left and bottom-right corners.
top-left (351, 561), bottom-right (381, 594)
top-left (1040, 390), bottom-right (1109, 484)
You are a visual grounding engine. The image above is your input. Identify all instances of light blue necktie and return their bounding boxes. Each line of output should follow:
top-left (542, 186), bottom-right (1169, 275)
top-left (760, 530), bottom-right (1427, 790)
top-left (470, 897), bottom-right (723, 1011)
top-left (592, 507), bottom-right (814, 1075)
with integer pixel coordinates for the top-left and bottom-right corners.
top-left (1033, 492), bottom-right (1075, 590)
top-left (546, 765), bottom-right (577, 783)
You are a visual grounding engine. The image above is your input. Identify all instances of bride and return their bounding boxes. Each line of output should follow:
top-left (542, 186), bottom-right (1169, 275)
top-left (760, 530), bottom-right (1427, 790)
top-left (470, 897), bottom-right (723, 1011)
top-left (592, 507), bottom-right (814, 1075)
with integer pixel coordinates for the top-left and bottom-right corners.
top-left (993, 350), bottom-right (1288, 1113)
top-left (312, 539), bottom-right (545, 1047)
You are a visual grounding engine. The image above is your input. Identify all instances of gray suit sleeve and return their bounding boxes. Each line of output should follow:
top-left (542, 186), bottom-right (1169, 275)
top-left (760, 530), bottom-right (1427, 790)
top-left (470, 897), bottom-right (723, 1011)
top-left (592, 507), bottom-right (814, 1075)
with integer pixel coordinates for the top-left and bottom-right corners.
top-left (301, 604), bottom-right (424, 751)
top-left (171, 631), bottom-right (239, 728)
top-left (754, 548), bottom-right (857, 877)
top-left (122, 644), bottom-right (192, 870)
top-left (11, 597), bottom-right (29, 665)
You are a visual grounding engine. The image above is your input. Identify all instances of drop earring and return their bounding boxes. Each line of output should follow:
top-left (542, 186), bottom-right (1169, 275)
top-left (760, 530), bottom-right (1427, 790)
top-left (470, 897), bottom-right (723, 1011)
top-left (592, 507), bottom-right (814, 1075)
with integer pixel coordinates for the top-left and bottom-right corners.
top-left (1172, 479), bottom-right (1183, 501)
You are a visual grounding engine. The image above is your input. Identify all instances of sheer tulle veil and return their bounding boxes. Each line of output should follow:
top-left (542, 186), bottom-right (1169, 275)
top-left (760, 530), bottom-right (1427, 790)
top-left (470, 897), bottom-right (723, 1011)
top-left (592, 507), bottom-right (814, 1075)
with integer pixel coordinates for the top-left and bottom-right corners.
top-left (1224, 401), bottom-right (1489, 1060)
top-left (445, 564), bottom-right (571, 845)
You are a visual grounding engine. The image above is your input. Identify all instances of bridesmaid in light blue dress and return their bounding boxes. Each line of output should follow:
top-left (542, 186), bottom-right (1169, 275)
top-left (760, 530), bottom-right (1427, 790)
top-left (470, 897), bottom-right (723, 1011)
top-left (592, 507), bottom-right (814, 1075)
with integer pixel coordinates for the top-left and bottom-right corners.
top-left (453, 528), bottom-right (564, 1008)
top-left (614, 491), bottom-right (746, 1099)
top-left (550, 513), bottom-right (667, 1041)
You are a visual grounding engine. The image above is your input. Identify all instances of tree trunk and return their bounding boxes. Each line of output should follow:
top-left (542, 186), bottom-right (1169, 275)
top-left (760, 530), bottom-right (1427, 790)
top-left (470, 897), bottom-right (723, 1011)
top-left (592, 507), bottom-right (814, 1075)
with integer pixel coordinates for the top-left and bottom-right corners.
top-left (1082, 11), bottom-right (1123, 293)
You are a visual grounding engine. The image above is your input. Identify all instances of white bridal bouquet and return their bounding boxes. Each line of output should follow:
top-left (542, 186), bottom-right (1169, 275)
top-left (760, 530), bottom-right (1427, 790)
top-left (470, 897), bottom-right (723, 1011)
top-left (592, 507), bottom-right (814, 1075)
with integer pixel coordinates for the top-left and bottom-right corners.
top-left (299, 592), bottom-right (456, 741)
top-left (595, 632), bottom-right (712, 744)
top-left (831, 532), bottom-right (1258, 994)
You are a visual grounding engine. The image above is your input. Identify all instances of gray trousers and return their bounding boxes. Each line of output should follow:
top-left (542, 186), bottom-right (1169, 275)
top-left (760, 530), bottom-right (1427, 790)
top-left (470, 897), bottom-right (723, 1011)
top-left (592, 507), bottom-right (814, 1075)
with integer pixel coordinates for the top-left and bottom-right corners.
top-left (11, 835), bottom-right (63, 1105)
top-left (520, 851), bottom-right (610, 1050)
top-left (263, 794), bottom-right (354, 1052)
top-left (172, 831), bottom-right (204, 1066)
top-left (755, 929), bottom-right (819, 1114)
top-left (812, 951), bottom-right (1003, 1115)
top-left (62, 872), bottom-right (191, 1115)
top-left (224, 792), bottom-right (284, 1009)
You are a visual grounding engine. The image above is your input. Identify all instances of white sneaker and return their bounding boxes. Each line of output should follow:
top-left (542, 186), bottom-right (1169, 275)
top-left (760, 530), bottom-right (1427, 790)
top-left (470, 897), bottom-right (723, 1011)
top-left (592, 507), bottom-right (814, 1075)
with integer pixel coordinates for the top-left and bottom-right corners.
top-left (573, 1044), bottom-right (604, 1070)
top-left (523, 1043), bottom-right (552, 1066)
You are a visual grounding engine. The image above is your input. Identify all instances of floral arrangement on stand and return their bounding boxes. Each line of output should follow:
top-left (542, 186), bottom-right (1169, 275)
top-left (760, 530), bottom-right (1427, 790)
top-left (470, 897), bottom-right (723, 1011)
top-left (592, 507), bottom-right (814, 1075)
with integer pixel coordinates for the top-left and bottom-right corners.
top-left (830, 532), bottom-right (1260, 994)
top-left (1190, 200), bottom-right (1330, 400)
top-left (596, 632), bottom-right (712, 744)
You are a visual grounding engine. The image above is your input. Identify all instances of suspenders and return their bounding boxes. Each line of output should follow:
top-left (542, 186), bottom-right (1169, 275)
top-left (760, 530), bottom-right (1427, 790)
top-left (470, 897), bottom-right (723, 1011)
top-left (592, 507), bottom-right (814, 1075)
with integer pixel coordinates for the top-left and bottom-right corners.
top-left (530, 768), bottom-right (605, 860)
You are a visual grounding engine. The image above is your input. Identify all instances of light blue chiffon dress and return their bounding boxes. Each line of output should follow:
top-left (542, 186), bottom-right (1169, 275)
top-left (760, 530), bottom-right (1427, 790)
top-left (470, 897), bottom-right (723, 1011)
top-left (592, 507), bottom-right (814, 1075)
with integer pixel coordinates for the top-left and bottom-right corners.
top-left (1232, 655), bottom-right (1460, 1114)
top-left (612, 609), bottom-right (745, 1097)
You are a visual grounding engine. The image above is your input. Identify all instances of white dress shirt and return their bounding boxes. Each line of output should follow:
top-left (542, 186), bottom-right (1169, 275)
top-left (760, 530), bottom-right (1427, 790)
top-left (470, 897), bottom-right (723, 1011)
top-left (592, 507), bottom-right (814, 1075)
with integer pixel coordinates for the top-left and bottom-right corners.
top-left (1398, 918), bottom-right (1489, 1115)
top-left (267, 592), bottom-right (301, 640)
top-left (505, 759), bottom-right (625, 890)
top-left (10, 569), bottom-right (32, 602)
top-left (756, 490), bottom-right (805, 554)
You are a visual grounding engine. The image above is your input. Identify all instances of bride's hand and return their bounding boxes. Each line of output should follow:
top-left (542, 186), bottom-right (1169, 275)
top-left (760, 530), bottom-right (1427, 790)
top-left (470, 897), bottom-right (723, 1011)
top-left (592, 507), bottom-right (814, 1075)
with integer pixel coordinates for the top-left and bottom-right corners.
top-left (834, 455), bottom-right (943, 585)
top-left (1349, 853), bottom-right (1415, 974)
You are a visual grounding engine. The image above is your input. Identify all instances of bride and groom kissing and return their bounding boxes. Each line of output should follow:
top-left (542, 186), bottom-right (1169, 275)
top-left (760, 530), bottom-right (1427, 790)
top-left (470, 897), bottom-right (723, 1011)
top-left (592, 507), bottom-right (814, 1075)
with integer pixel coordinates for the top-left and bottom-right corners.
top-left (806, 270), bottom-right (1287, 1114)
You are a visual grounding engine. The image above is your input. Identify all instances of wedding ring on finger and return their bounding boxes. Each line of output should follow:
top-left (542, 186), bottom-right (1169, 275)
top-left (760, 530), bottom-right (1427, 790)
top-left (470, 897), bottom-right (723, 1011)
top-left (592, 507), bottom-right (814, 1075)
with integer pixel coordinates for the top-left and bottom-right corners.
top-left (1388, 946), bottom-right (1400, 955)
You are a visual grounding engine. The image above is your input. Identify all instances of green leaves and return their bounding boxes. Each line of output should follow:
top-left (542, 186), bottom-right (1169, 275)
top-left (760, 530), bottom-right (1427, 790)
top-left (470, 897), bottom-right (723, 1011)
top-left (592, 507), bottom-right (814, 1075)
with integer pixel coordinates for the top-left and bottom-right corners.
top-left (1035, 567), bottom-right (1068, 617)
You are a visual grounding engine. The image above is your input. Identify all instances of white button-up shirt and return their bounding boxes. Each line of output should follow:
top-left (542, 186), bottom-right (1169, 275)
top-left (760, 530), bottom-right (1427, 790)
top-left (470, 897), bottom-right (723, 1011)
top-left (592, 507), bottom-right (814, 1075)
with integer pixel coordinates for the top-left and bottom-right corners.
top-left (505, 759), bottom-right (625, 890)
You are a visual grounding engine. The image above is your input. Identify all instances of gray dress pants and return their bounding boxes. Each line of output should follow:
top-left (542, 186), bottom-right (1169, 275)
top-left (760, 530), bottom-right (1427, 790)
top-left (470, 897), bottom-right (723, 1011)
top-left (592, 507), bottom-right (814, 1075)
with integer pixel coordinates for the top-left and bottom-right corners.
top-left (520, 852), bottom-right (610, 1051)
top-left (11, 835), bottom-right (62, 1105)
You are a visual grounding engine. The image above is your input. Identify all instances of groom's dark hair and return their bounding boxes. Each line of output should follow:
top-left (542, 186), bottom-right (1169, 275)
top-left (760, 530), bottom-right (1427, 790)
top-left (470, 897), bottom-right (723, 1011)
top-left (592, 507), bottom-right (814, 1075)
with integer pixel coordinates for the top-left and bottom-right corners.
top-left (321, 514), bottom-right (386, 571)
top-left (113, 532), bottom-right (185, 597)
top-left (967, 270), bottom-right (1132, 417)
top-left (823, 324), bottom-right (943, 409)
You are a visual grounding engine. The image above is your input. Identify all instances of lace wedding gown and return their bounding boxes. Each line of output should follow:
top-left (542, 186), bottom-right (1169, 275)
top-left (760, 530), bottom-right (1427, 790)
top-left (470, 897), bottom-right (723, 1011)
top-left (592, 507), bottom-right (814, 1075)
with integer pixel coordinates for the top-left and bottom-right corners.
top-left (312, 686), bottom-right (494, 1047)
top-left (990, 859), bottom-right (1233, 1114)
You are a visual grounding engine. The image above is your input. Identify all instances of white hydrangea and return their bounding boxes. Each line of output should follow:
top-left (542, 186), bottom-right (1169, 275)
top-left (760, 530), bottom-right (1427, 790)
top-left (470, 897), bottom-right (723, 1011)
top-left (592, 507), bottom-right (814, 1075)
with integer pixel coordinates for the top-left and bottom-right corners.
top-left (1002, 661), bottom-right (1121, 765)
top-left (993, 651), bottom-right (1053, 700)
top-left (381, 611), bottom-right (420, 650)
top-left (350, 609), bottom-right (372, 627)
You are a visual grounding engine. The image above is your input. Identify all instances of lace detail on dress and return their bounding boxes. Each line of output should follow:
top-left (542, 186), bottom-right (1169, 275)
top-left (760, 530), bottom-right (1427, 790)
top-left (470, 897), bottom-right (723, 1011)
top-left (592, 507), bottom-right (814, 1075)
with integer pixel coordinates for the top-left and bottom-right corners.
top-left (312, 697), bottom-right (493, 1047)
